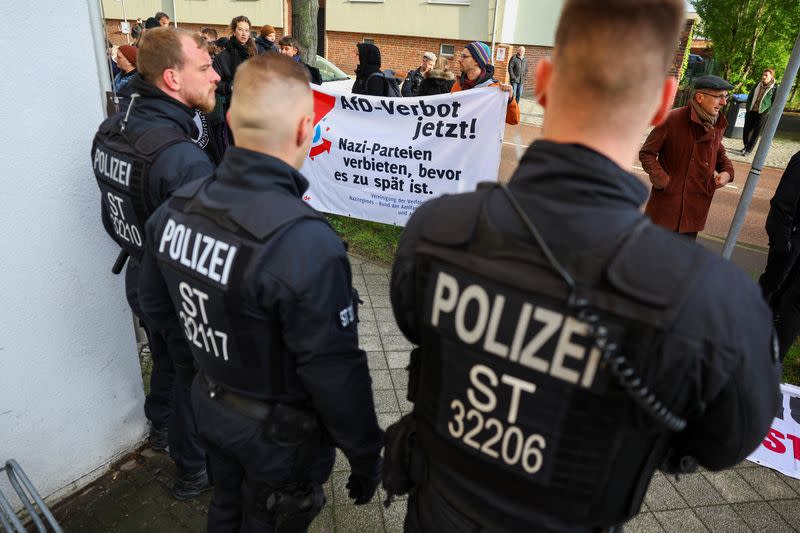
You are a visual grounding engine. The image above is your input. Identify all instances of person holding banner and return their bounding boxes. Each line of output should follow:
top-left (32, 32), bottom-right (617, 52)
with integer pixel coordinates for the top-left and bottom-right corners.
top-left (383, 1), bottom-right (780, 532)
top-left (139, 53), bottom-right (384, 532)
top-left (452, 41), bottom-right (520, 125)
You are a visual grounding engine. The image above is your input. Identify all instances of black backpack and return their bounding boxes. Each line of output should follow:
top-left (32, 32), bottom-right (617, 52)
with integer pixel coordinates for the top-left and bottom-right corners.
top-left (368, 70), bottom-right (402, 97)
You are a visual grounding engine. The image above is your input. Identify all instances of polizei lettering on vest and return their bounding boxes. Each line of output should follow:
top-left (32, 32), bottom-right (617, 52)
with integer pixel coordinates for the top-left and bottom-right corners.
top-left (93, 147), bottom-right (132, 187)
top-left (159, 218), bottom-right (238, 286)
top-left (430, 271), bottom-right (601, 389)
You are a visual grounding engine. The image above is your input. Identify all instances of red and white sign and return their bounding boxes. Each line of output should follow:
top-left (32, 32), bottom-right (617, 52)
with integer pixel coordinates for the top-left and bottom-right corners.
top-left (748, 384), bottom-right (800, 479)
top-left (301, 83), bottom-right (507, 226)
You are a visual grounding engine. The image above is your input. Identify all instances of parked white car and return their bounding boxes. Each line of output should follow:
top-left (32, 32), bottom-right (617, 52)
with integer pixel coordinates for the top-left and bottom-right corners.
top-left (315, 55), bottom-right (354, 93)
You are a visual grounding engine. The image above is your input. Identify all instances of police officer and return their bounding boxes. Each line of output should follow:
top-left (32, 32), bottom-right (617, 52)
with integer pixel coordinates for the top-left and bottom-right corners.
top-left (138, 53), bottom-right (383, 532)
top-left (384, 1), bottom-right (780, 531)
top-left (91, 27), bottom-right (219, 499)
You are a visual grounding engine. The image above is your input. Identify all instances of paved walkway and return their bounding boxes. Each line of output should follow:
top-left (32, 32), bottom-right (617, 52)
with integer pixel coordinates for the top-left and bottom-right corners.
top-left (54, 254), bottom-right (799, 532)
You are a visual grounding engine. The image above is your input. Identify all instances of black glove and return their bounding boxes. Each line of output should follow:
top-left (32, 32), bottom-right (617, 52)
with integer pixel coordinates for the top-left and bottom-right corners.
top-left (346, 472), bottom-right (380, 505)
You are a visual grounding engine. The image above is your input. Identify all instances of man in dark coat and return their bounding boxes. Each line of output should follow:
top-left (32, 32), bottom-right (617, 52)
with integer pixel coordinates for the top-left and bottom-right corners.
top-left (640, 75), bottom-right (735, 239)
top-left (507, 46), bottom-right (528, 103)
top-left (402, 52), bottom-right (436, 97)
top-left (278, 35), bottom-right (322, 85)
top-left (742, 68), bottom-right (779, 155)
top-left (91, 27), bottom-right (220, 500)
top-left (384, 1), bottom-right (779, 531)
top-left (139, 54), bottom-right (383, 532)
top-left (761, 150), bottom-right (800, 359)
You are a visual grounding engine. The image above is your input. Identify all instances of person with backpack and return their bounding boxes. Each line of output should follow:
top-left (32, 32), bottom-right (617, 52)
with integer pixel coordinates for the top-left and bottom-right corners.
top-left (352, 43), bottom-right (388, 97)
top-left (452, 41), bottom-right (519, 125)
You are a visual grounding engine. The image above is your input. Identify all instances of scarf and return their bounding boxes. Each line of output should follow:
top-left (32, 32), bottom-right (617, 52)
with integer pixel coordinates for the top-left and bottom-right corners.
top-left (229, 37), bottom-right (254, 61)
top-left (460, 68), bottom-right (489, 90)
top-left (753, 81), bottom-right (775, 111)
top-left (690, 98), bottom-right (717, 130)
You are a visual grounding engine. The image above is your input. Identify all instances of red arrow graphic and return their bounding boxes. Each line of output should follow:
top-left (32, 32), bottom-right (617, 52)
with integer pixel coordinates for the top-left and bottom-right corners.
top-left (309, 138), bottom-right (332, 160)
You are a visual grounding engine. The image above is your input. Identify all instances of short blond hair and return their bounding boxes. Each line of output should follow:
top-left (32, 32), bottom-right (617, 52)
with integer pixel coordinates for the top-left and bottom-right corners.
top-left (554, 0), bottom-right (685, 101)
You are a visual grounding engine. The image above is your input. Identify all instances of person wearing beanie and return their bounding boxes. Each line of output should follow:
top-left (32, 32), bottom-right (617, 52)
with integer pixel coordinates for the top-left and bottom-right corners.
top-left (256, 24), bottom-right (278, 53)
top-left (452, 41), bottom-right (519, 125)
top-left (113, 45), bottom-right (138, 93)
top-left (144, 17), bottom-right (160, 30)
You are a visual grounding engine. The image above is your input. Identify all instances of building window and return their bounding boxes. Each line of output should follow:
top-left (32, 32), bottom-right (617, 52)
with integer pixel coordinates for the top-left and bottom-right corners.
top-left (363, 38), bottom-right (375, 45)
top-left (427, 0), bottom-right (470, 4)
top-left (440, 44), bottom-right (455, 57)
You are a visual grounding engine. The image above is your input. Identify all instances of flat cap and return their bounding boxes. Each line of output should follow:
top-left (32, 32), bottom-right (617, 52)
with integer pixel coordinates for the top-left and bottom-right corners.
top-left (694, 75), bottom-right (734, 91)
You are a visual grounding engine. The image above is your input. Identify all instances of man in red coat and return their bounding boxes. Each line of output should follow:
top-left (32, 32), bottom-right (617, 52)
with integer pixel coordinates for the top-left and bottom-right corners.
top-left (640, 75), bottom-right (735, 239)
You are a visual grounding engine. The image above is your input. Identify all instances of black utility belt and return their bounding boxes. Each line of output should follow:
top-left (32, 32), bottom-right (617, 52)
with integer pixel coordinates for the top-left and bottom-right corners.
top-left (200, 373), bottom-right (320, 446)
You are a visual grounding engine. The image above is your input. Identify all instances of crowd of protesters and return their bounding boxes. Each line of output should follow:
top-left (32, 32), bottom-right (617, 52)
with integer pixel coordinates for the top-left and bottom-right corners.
top-left (92, 1), bottom-right (794, 529)
top-left (106, 10), bottom-right (800, 371)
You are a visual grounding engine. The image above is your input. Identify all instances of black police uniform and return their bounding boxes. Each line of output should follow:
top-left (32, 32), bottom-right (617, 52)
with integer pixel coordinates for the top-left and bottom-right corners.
top-left (138, 147), bottom-right (384, 531)
top-left (761, 151), bottom-right (800, 359)
top-left (91, 76), bottom-right (214, 480)
top-left (386, 141), bottom-right (780, 532)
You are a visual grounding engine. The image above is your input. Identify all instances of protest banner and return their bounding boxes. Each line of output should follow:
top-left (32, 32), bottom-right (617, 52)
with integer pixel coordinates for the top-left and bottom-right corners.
top-left (748, 383), bottom-right (800, 479)
top-left (300, 84), bottom-right (508, 226)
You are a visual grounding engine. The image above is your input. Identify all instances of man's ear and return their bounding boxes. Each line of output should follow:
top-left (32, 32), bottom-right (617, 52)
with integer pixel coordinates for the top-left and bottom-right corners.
top-left (534, 57), bottom-right (552, 108)
top-left (650, 77), bottom-right (678, 127)
top-left (297, 114), bottom-right (313, 148)
top-left (162, 68), bottom-right (181, 92)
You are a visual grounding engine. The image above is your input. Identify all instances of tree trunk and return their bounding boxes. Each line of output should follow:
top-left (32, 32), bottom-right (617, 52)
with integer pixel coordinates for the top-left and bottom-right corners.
top-left (735, 0), bottom-right (769, 86)
top-left (292, 0), bottom-right (319, 66)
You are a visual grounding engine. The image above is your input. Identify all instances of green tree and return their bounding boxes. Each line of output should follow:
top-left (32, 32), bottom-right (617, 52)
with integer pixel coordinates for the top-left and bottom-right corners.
top-left (692, 0), bottom-right (800, 92)
top-left (292, 0), bottom-right (319, 65)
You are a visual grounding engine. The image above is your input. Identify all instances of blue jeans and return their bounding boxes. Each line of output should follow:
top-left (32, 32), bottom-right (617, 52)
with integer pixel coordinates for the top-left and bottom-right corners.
top-left (511, 81), bottom-right (524, 103)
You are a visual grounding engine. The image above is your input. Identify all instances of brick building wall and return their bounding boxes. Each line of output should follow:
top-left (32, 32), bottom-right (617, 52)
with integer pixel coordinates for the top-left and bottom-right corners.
top-left (326, 29), bottom-right (549, 92)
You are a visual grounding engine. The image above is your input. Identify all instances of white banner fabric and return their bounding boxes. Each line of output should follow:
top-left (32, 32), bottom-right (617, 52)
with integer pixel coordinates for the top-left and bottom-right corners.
top-left (300, 84), bottom-right (508, 226)
top-left (748, 383), bottom-right (800, 479)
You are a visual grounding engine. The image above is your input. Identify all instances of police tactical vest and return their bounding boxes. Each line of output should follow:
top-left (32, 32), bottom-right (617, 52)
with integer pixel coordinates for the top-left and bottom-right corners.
top-left (410, 186), bottom-right (705, 529)
top-left (153, 177), bottom-right (329, 401)
top-left (91, 113), bottom-right (187, 259)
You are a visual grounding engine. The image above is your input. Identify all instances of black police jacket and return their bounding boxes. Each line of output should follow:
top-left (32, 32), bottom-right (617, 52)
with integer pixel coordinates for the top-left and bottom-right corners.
top-left (391, 140), bottom-right (780, 528)
top-left (120, 77), bottom-right (216, 208)
top-left (96, 77), bottom-right (215, 316)
top-left (138, 147), bottom-right (383, 478)
top-left (766, 151), bottom-right (800, 254)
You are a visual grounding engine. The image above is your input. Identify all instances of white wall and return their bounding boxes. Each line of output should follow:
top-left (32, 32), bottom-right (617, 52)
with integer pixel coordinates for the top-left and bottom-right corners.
top-left (499, 0), bottom-right (563, 47)
top-left (326, 0), bottom-right (493, 41)
top-left (0, 0), bottom-right (148, 506)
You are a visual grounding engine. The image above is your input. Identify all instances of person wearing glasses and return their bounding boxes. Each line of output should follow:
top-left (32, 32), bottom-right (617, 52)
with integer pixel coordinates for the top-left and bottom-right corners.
top-left (639, 75), bottom-right (735, 239)
top-left (451, 42), bottom-right (520, 125)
